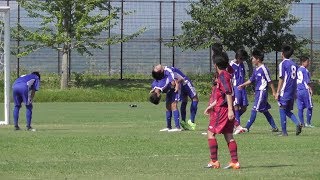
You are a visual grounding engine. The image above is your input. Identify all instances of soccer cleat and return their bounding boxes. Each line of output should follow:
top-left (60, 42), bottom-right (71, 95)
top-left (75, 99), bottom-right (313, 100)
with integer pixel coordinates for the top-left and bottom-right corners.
top-left (271, 128), bottom-right (279, 132)
top-left (278, 132), bottom-right (288, 137)
top-left (14, 126), bottom-right (20, 131)
top-left (296, 124), bottom-right (303, 136)
top-left (305, 124), bottom-right (315, 128)
top-left (159, 128), bottom-right (170, 132)
top-left (205, 160), bottom-right (220, 169)
top-left (233, 127), bottom-right (248, 135)
top-left (223, 162), bottom-right (240, 169)
top-left (187, 120), bottom-right (196, 130)
top-left (26, 126), bottom-right (36, 132)
top-left (168, 128), bottom-right (182, 132)
top-left (180, 121), bottom-right (189, 130)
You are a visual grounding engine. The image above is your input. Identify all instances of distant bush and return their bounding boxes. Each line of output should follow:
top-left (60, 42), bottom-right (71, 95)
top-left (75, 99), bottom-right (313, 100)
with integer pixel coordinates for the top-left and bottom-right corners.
top-left (0, 73), bottom-right (319, 102)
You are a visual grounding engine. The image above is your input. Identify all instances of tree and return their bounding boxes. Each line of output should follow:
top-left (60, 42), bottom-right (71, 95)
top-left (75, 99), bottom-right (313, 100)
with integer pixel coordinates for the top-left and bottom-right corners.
top-left (174, 0), bottom-right (307, 75)
top-left (13, 0), bottom-right (145, 89)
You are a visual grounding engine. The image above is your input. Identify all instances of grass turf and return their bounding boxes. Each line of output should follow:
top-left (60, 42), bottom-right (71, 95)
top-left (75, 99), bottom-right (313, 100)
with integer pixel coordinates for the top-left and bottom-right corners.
top-left (0, 102), bottom-right (319, 179)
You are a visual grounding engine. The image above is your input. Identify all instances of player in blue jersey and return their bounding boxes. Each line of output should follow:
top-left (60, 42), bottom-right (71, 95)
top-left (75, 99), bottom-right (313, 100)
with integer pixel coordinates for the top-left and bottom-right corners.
top-left (230, 49), bottom-right (249, 133)
top-left (276, 45), bottom-right (302, 136)
top-left (235, 49), bottom-right (279, 134)
top-left (297, 56), bottom-right (314, 128)
top-left (150, 77), bottom-right (182, 132)
top-left (12, 72), bottom-right (40, 131)
top-left (152, 64), bottom-right (198, 130)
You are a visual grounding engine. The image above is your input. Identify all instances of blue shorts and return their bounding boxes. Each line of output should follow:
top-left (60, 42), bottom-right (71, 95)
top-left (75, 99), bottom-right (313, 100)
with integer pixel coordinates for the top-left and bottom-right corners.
top-left (13, 84), bottom-right (31, 106)
top-left (233, 87), bottom-right (248, 107)
top-left (278, 97), bottom-right (294, 111)
top-left (297, 90), bottom-right (313, 109)
top-left (166, 90), bottom-right (179, 104)
top-left (252, 90), bottom-right (271, 112)
top-left (180, 79), bottom-right (197, 101)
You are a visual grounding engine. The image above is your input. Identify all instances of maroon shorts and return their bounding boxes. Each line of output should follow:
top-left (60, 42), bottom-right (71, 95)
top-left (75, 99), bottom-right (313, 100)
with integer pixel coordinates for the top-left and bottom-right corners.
top-left (208, 107), bottom-right (234, 134)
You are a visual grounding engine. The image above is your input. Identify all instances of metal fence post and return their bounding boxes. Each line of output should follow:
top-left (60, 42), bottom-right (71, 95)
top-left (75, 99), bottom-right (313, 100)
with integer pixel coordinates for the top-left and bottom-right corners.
top-left (172, 1), bottom-right (175, 67)
top-left (159, 1), bottom-right (162, 65)
top-left (310, 3), bottom-right (314, 75)
top-left (120, 0), bottom-right (124, 80)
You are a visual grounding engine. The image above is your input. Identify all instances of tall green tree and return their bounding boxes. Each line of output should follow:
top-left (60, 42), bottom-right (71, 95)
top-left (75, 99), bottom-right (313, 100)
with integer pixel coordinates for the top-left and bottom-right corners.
top-left (13, 0), bottom-right (145, 89)
top-left (175, 0), bottom-right (307, 75)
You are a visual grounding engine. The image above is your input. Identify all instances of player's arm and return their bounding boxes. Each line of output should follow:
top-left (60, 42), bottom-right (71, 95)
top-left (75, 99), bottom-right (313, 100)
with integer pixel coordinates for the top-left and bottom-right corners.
top-left (276, 78), bottom-right (283, 100)
top-left (268, 81), bottom-right (276, 97)
top-left (226, 94), bottom-right (234, 121)
top-left (174, 77), bottom-right (184, 92)
top-left (238, 80), bottom-right (251, 90)
top-left (204, 100), bottom-right (217, 115)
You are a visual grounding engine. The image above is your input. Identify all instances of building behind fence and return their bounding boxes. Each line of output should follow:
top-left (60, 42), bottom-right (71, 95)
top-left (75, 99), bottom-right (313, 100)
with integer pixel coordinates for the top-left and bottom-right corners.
top-left (1, 0), bottom-right (319, 77)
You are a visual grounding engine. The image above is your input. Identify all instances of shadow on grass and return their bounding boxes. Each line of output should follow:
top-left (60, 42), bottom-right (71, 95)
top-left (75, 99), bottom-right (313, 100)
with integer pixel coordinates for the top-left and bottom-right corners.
top-left (241, 164), bottom-right (294, 169)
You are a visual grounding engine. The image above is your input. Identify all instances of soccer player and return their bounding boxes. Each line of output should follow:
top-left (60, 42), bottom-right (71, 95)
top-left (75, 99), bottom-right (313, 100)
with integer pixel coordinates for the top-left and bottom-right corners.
top-left (150, 78), bottom-right (182, 132)
top-left (204, 56), bottom-right (240, 169)
top-left (230, 49), bottom-right (249, 133)
top-left (276, 45), bottom-right (303, 136)
top-left (12, 72), bottom-right (41, 131)
top-left (297, 56), bottom-right (314, 128)
top-left (152, 65), bottom-right (198, 130)
top-left (236, 49), bottom-right (279, 133)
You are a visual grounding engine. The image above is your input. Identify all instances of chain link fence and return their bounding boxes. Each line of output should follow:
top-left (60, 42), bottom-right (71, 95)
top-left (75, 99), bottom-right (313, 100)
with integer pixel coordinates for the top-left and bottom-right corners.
top-left (1, 0), bottom-right (319, 77)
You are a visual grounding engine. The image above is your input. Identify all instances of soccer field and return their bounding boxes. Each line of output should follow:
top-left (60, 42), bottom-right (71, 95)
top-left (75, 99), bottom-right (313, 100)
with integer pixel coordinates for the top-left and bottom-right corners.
top-left (0, 102), bottom-right (319, 179)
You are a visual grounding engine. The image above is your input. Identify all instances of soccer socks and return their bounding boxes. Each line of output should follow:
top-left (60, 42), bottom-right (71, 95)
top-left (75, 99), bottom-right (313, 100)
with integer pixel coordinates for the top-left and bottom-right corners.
top-left (166, 111), bottom-right (172, 129)
top-left (307, 108), bottom-right (312, 125)
top-left (208, 138), bottom-right (218, 162)
top-left (279, 109), bottom-right (287, 134)
top-left (173, 110), bottom-right (180, 128)
top-left (13, 105), bottom-right (21, 127)
top-left (228, 140), bottom-right (238, 163)
top-left (190, 101), bottom-right (198, 123)
top-left (180, 101), bottom-right (187, 122)
top-left (263, 111), bottom-right (277, 129)
top-left (235, 110), bottom-right (241, 124)
top-left (284, 110), bottom-right (300, 126)
top-left (245, 110), bottom-right (257, 129)
top-left (26, 104), bottom-right (33, 128)
top-left (298, 109), bottom-right (304, 125)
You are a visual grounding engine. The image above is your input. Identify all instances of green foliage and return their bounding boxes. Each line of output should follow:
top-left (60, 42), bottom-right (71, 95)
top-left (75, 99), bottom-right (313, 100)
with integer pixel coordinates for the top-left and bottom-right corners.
top-left (0, 102), bottom-right (319, 179)
top-left (1, 73), bottom-right (320, 102)
top-left (174, 0), bottom-right (307, 53)
top-left (13, 0), bottom-right (145, 57)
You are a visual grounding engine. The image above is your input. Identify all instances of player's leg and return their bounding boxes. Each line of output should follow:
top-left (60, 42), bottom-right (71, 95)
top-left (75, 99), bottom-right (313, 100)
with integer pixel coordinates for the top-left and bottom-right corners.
top-left (278, 102), bottom-right (288, 136)
top-left (284, 99), bottom-right (302, 135)
top-left (179, 93), bottom-right (189, 130)
top-left (297, 90), bottom-right (305, 126)
top-left (263, 110), bottom-right (278, 131)
top-left (12, 86), bottom-right (23, 130)
top-left (240, 89), bottom-right (248, 116)
top-left (243, 91), bottom-right (261, 132)
top-left (23, 89), bottom-right (35, 131)
top-left (167, 92), bottom-right (181, 132)
top-left (223, 133), bottom-right (240, 169)
top-left (160, 102), bottom-right (172, 132)
top-left (305, 90), bottom-right (314, 127)
top-left (206, 131), bottom-right (220, 168)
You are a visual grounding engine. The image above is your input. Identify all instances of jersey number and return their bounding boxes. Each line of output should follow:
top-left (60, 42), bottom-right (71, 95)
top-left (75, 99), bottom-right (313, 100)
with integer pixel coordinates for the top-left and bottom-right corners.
top-left (290, 65), bottom-right (296, 79)
top-left (297, 71), bottom-right (303, 84)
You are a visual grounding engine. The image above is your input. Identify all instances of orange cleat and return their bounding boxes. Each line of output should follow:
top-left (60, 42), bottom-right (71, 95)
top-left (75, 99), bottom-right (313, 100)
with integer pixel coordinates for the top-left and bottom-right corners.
top-left (224, 162), bottom-right (240, 169)
top-left (205, 160), bottom-right (220, 169)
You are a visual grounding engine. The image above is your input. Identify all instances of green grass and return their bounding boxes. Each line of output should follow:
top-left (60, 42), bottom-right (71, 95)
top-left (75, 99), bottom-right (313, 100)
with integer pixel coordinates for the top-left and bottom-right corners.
top-left (0, 102), bottom-right (320, 179)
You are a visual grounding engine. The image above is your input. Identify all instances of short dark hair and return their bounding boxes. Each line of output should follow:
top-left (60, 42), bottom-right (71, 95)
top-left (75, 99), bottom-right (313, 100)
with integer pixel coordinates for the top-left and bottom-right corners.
top-left (152, 70), bottom-right (164, 80)
top-left (235, 49), bottom-right (248, 60)
top-left (149, 92), bottom-right (161, 105)
top-left (212, 43), bottom-right (223, 54)
top-left (300, 56), bottom-right (309, 64)
top-left (252, 49), bottom-right (264, 61)
top-left (281, 44), bottom-right (294, 59)
top-left (214, 56), bottom-right (229, 70)
top-left (32, 71), bottom-right (40, 80)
